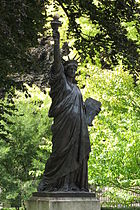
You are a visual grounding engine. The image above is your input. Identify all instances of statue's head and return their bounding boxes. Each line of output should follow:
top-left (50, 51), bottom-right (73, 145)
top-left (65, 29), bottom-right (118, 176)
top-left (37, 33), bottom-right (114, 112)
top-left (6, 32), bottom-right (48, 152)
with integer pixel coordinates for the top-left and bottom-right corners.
top-left (64, 60), bottom-right (78, 79)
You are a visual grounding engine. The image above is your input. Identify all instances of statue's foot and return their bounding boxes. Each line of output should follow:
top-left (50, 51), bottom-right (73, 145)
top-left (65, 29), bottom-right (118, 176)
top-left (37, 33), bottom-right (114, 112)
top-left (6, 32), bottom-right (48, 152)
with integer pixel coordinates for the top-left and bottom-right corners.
top-left (69, 183), bottom-right (80, 191)
top-left (81, 188), bottom-right (89, 192)
top-left (59, 183), bottom-right (80, 192)
top-left (59, 184), bottom-right (69, 192)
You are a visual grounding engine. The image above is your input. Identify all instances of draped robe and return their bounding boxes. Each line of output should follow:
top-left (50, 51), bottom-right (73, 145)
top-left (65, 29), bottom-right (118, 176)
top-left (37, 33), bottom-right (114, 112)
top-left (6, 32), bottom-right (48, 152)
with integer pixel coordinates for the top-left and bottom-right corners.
top-left (38, 64), bottom-right (91, 191)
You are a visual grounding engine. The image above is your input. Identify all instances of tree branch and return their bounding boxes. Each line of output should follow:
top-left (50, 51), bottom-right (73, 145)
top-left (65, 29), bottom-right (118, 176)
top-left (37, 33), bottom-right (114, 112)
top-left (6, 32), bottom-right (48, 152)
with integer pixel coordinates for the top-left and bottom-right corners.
top-left (56, 0), bottom-right (70, 18)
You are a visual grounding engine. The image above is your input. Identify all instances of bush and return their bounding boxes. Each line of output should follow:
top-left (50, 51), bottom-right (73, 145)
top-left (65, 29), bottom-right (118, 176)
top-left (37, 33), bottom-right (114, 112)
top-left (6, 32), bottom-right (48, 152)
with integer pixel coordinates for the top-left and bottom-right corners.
top-left (0, 84), bottom-right (52, 207)
top-left (102, 208), bottom-right (140, 210)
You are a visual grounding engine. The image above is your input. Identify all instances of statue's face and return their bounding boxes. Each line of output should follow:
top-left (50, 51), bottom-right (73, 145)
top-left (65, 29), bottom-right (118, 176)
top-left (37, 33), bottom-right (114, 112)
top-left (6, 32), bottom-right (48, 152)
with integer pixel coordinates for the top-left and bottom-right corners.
top-left (66, 65), bottom-right (77, 78)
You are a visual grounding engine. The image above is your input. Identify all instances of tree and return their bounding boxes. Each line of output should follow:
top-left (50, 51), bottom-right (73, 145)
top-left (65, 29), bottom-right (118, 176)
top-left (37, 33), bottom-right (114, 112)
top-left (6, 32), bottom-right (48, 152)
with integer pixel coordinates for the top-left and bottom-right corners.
top-left (77, 62), bottom-right (140, 205)
top-left (0, 65), bottom-right (139, 207)
top-left (0, 85), bottom-right (52, 208)
top-left (0, 0), bottom-right (46, 90)
top-left (0, 1), bottom-right (139, 206)
top-left (0, 0), bottom-right (139, 93)
top-left (55, 0), bottom-right (140, 75)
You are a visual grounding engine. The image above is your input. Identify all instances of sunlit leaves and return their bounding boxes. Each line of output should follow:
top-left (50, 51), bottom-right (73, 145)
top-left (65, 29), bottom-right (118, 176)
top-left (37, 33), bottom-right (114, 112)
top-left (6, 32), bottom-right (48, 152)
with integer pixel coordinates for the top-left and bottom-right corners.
top-left (0, 85), bottom-right (52, 206)
top-left (77, 63), bottom-right (140, 203)
top-left (58, 0), bottom-right (140, 73)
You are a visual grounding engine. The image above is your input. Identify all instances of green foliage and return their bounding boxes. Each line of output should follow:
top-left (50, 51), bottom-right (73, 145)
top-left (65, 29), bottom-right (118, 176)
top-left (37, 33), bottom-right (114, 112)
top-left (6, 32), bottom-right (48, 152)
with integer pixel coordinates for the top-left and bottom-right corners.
top-left (0, 0), bottom-right (139, 207)
top-left (0, 0), bottom-right (47, 89)
top-left (99, 187), bottom-right (140, 206)
top-left (102, 208), bottom-right (140, 210)
top-left (0, 64), bottom-right (139, 207)
top-left (2, 208), bottom-right (24, 210)
top-left (56, 0), bottom-right (140, 74)
top-left (0, 0), bottom-right (139, 94)
top-left (0, 85), bottom-right (52, 207)
top-left (77, 63), bottom-right (140, 204)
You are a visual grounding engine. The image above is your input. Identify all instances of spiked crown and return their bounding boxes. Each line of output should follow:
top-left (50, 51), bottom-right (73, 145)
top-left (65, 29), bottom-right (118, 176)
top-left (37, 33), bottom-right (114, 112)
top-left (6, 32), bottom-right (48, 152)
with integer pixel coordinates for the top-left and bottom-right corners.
top-left (64, 60), bottom-right (78, 69)
top-left (63, 54), bottom-right (80, 72)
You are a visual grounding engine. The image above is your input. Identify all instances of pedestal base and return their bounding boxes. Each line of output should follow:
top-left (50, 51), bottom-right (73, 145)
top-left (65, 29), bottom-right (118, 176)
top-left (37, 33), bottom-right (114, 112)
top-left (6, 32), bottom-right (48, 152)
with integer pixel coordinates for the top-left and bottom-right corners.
top-left (26, 192), bottom-right (100, 210)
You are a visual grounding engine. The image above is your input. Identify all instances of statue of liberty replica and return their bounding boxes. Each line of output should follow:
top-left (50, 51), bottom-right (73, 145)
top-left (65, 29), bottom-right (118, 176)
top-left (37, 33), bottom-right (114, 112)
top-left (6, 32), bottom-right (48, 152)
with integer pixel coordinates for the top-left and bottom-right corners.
top-left (37, 14), bottom-right (101, 193)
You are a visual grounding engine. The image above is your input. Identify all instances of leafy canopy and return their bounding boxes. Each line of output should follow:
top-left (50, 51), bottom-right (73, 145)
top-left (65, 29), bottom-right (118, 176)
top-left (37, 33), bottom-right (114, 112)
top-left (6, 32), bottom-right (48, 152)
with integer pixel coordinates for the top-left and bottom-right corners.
top-left (56, 0), bottom-right (140, 73)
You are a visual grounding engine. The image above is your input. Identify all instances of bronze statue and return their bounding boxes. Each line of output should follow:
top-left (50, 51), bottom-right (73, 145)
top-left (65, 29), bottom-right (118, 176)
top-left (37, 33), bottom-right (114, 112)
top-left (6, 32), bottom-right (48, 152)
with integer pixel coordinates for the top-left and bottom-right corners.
top-left (37, 15), bottom-right (101, 192)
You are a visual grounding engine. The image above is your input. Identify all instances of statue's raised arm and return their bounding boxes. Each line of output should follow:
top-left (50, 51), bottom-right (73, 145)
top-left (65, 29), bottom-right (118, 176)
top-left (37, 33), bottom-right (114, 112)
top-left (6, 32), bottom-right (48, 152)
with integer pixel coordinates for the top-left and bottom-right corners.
top-left (51, 14), bottom-right (62, 72)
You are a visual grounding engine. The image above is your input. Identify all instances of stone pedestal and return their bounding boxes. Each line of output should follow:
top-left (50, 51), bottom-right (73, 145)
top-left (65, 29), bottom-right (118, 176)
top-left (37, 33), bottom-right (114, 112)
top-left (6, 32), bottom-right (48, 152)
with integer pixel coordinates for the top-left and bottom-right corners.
top-left (26, 192), bottom-right (100, 210)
